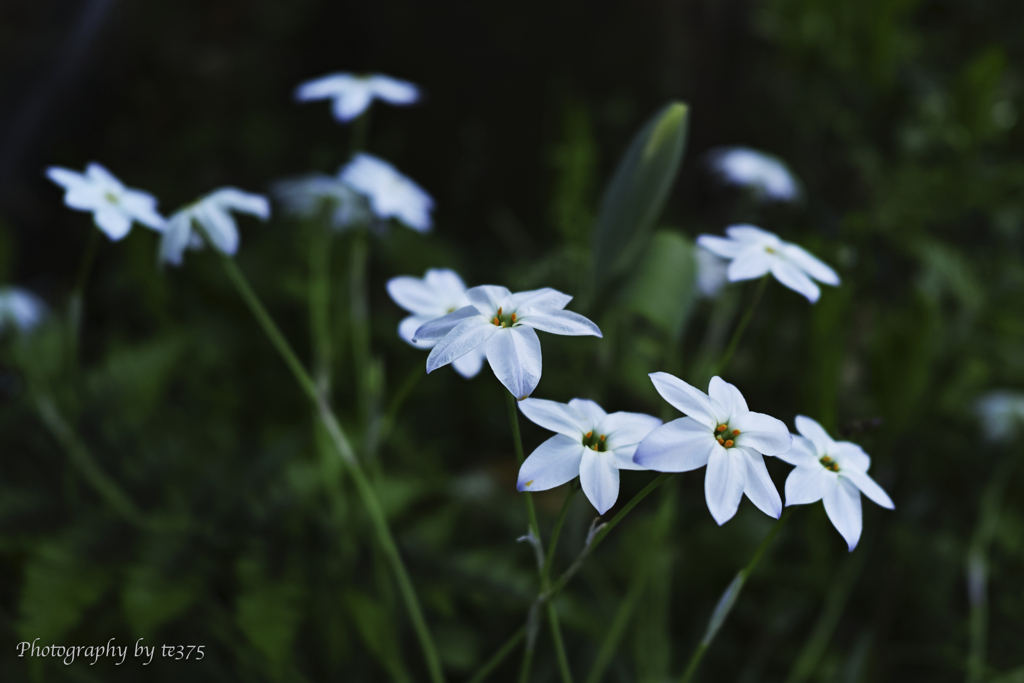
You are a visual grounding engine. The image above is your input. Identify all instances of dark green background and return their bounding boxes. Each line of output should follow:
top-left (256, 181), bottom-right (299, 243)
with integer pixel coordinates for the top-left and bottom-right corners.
top-left (2, 0), bottom-right (1023, 681)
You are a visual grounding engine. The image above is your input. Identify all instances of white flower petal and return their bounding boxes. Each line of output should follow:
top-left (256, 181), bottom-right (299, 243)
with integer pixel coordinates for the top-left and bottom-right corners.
top-left (517, 435), bottom-right (585, 492)
top-left (771, 259), bottom-right (820, 302)
top-left (696, 248), bottom-right (730, 297)
top-left (696, 235), bottom-right (747, 259)
top-left (610, 445), bottom-right (647, 470)
top-left (333, 88), bottom-right (373, 121)
top-left (452, 346), bottom-right (486, 378)
top-left (633, 417), bottom-right (716, 472)
top-left (775, 434), bottom-right (819, 466)
top-left (46, 166), bottom-right (87, 190)
top-left (518, 398), bottom-right (588, 439)
top-left (707, 376), bottom-right (748, 420)
top-left (466, 285), bottom-right (511, 316)
top-left (423, 269), bottom-right (468, 305)
top-left (598, 411), bottom-right (662, 450)
top-left (823, 477), bottom-right (863, 551)
top-left (413, 305), bottom-right (478, 340)
top-left (85, 162), bottom-right (122, 190)
top-left (425, 316), bottom-right (497, 373)
top-left (784, 464), bottom-right (833, 505)
top-left (294, 74), bottom-right (351, 101)
top-left (119, 190), bottom-right (165, 230)
top-left (366, 75), bottom-right (421, 104)
top-left (0, 288), bottom-right (48, 333)
top-left (705, 449), bottom-right (747, 525)
top-left (841, 469), bottom-right (894, 510)
top-left (794, 415), bottom-right (836, 456)
top-left (517, 310), bottom-right (602, 337)
top-left (725, 225), bottom-right (779, 245)
top-left (504, 288), bottom-right (573, 312)
top-left (727, 248), bottom-right (774, 281)
top-left (209, 188), bottom-right (270, 220)
top-left (388, 276), bottom-right (446, 315)
top-left (194, 203), bottom-right (239, 255)
top-left (568, 399), bottom-right (607, 425)
top-left (579, 450), bottom-right (620, 515)
top-left (832, 441), bottom-right (871, 472)
top-left (780, 243), bottom-right (840, 285)
top-left (398, 315), bottom-right (435, 347)
top-left (648, 372), bottom-right (717, 428)
top-left (93, 207), bottom-right (132, 241)
top-left (740, 447), bottom-right (782, 519)
top-left (485, 326), bottom-right (542, 400)
top-left (159, 212), bottom-right (195, 266)
top-left (731, 412), bottom-right (792, 455)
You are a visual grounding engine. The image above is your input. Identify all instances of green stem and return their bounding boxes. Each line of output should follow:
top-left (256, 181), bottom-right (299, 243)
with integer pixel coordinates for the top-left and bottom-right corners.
top-left (542, 485), bottom-right (579, 584)
top-left (507, 392), bottom-right (541, 539)
top-left (518, 644), bottom-right (536, 683)
top-left (466, 626), bottom-right (526, 683)
top-left (350, 230), bottom-right (373, 427)
top-left (310, 220), bottom-right (333, 395)
top-left (678, 508), bottom-right (792, 683)
top-left (218, 253), bottom-right (446, 683)
top-left (68, 228), bottom-right (101, 356)
top-left (351, 112), bottom-right (370, 155)
top-left (34, 393), bottom-right (145, 525)
top-left (585, 563), bottom-right (649, 683)
top-left (708, 274), bottom-right (769, 378)
top-left (367, 363), bottom-right (424, 462)
top-left (548, 601), bottom-right (574, 683)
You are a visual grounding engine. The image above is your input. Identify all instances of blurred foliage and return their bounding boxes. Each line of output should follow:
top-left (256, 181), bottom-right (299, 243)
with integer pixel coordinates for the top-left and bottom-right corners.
top-left (2, 0), bottom-right (1024, 682)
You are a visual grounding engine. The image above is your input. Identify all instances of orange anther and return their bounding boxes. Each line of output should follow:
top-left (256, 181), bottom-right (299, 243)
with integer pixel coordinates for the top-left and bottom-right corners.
top-left (724, 439), bottom-right (734, 448)
top-left (492, 317), bottom-right (500, 326)
top-left (599, 434), bottom-right (605, 441)
top-left (716, 424), bottom-right (727, 432)
top-left (585, 431), bottom-right (593, 439)
top-left (731, 429), bottom-right (740, 436)
top-left (511, 312), bottom-right (517, 322)
top-left (717, 437), bottom-right (724, 445)
top-left (497, 307), bottom-right (502, 316)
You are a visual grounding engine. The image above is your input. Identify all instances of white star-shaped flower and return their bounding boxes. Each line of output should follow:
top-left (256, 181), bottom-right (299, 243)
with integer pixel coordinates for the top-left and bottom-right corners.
top-left (46, 163), bottom-right (164, 240)
top-left (159, 188), bottom-right (270, 266)
top-left (517, 398), bottom-right (661, 514)
top-left (272, 173), bottom-right (370, 230)
top-left (340, 154), bottom-right (434, 232)
top-left (386, 269), bottom-right (487, 379)
top-left (634, 373), bottom-right (792, 525)
top-left (778, 415), bottom-right (894, 551)
top-left (707, 146), bottom-right (801, 202)
top-left (413, 285), bottom-right (602, 400)
top-left (295, 72), bottom-right (420, 122)
top-left (697, 225), bottom-right (840, 303)
top-left (0, 287), bottom-right (47, 334)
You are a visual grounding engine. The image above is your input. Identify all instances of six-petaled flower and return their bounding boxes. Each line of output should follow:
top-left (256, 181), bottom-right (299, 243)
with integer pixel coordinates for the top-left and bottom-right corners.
top-left (47, 163), bottom-right (164, 240)
top-left (160, 188), bottom-right (270, 266)
top-left (340, 154), bottom-right (434, 233)
top-left (295, 72), bottom-right (420, 122)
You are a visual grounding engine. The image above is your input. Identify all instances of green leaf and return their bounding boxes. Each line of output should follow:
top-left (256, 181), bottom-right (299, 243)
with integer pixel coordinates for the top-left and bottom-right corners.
top-left (592, 102), bottom-right (690, 295)
top-left (626, 230), bottom-right (699, 340)
top-left (18, 542), bottom-right (110, 642)
top-left (235, 559), bottom-right (304, 672)
top-left (345, 591), bottom-right (412, 682)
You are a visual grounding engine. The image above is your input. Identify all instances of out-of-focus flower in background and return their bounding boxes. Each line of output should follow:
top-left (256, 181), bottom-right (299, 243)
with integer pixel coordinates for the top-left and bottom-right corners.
top-left (697, 225), bottom-right (840, 303)
top-left (975, 391), bottom-right (1024, 443)
top-left (695, 248), bottom-right (730, 298)
top-left (706, 146), bottom-right (801, 202)
top-left (414, 285), bottom-right (602, 399)
top-left (340, 154), bottom-right (434, 232)
top-left (516, 398), bottom-right (661, 514)
top-left (46, 163), bottom-right (165, 240)
top-left (778, 415), bottom-right (894, 551)
top-left (0, 288), bottom-right (47, 334)
top-left (272, 173), bottom-right (371, 230)
top-left (635, 374), bottom-right (791, 525)
top-left (295, 72), bottom-right (420, 122)
top-left (387, 269), bottom-right (487, 378)
top-left (159, 188), bottom-right (270, 266)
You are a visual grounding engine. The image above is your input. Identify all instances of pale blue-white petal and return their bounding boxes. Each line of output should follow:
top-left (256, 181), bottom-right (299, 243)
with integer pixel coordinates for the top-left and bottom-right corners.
top-left (775, 434), bottom-right (819, 466)
top-left (159, 211), bottom-right (195, 266)
top-left (579, 450), bottom-right (620, 515)
top-left (771, 259), bottom-right (820, 302)
top-left (732, 411), bottom-right (792, 455)
top-left (841, 469), bottom-right (894, 510)
top-left (466, 285), bottom-right (510, 316)
top-left (85, 162), bottom-right (123, 190)
top-left (333, 88), bottom-right (373, 122)
top-left (517, 310), bottom-right (602, 337)
top-left (740, 447), bottom-right (782, 519)
top-left (294, 73), bottom-right (352, 101)
top-left (518, 434), bottom-right (585, 492)
top-left (119, 190), bottom-right (165, 231)
top-left (93, 207), bottom-right (132, 240)
top-left (423, 269), bottom-right (468, 305)
top-left (705, 449), bottom-right (747, 525)
top-left (209, 188), bottom-right (270, 220)
top-left (485, 326), bottom-right (542, 399)
top-left (413, 305), bottom-right (478, 340)
top-left (696, 248), bottom-right (730, 297)
top-left (452, 346), bottom-right (486, 378)
top-left (648, 372), bottom-right (717, 428)
top-left (794, 415), bottom-right (836, 456)
top-left (0, 288), bottom-right (47, 333)
top-left (823, 477), bottom-right (863, 551)
top-left (568, 399), bottom-right (607, 425)
top-left (832, 441), bottom-right (871, 471)
top-left (707, 376), bottom-right (748, 421)
top-left (610, 445), bottom-right (647, 470)
top-left (727, 248), bottom-right (774, 281)
top-left (366, 75), bottom-right (421, 104)
top-left (598, 411), bottom-right (662, 450)
top-left (193, 202), bottom-right (239, 255)
top-left (398, 315), bottom-right (436, 347)
top-left (696, 235), bottom-right (746, 259)
top-left (780, 243), bottom-right (840, 285)
top-left (425, 316), bottom-right (497, 373)
top-left (633, 417), bottom-right (716, 472)
top-left (519, 398), bottom-right (588, 439)
top-left (725, 224), bottom-right (779, 245)
top-left (46, 166), bottom-right (86, 191)
top-left (504, 288), bottom-right (573, 313)
top-left (388, 276), bottom-right (447, 316)
top-left (784, 464), bottom-right (833, 505)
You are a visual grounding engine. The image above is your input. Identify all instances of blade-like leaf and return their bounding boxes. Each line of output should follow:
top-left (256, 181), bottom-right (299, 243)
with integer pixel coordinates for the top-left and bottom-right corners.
top-left (626, 230), bottom-right (698, 341)
top-left (592, 102), bottom-right (689, 294)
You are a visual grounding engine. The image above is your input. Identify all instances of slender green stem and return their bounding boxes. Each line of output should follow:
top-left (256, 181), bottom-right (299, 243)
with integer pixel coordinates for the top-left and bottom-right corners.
top-left (585, 564), bottom-right (649, 683)
top-left (548, 601), bottom-right (574, 683)
top-left (518, 644), bottom-right (536, 683)
top-left (74, 228), bottom-right (101, 295)
top-left (34, 393), bottom-right (145, 525)
top-left (367, 363), bottom-right (424, 461)
top-left (349, 230), bottom-right (373, 426)
top-left (507, 392), bottom-right (541, 539)
top-left (542, 485), bottom-right (579, 584)
top-left (351, 112), bottom-right (370, 155)
top-left (466, 626), bottom-right (526, 683)
top-left (68, 228), bottom-right (101, 357)
top-left (678, 508), bottom-right (792, 683)
top-left (309, 219), bottom-right (333, 395)
top-left (217, 253), bottom-right (446, 683)
top-left (709, 274), bottom-right (769, 378)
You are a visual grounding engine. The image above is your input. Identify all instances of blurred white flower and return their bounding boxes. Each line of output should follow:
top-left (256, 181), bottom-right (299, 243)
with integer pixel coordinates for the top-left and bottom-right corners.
top-left (777, 415), bottom-right (894, 551)
top-left (340, 154), bottom-right (434, 232)
top-left (697, 225), bottom-right (840, 303)
top-left (295, 72), bottom-right (420, 122)
top-left (0, 287), bottom-right (47, 334)
top-left (386, 269), bottom-right (486, 378)
top-left (634, 374), bottom-right (791, 525)
top-left (159, 188), bottom-right (270, 266)
top-left (413, 285), bottom-right (601, 399)
top-left (272, 173), bottom-right (371, 230)
top-left (975, 391), bottom-right (1024, 443)
top-left (708, 147), bottom-right (800, 202)
top-left (696, 248), bottom-right (729, 298)
top-left (516, 398), bottom-right (661, 514)
top-left (47, 163), bottom-right (164, 240)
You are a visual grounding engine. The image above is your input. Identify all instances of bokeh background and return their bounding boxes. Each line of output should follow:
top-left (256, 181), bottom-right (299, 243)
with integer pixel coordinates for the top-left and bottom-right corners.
top-left (3, 0), bottom-right (1024, 681)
